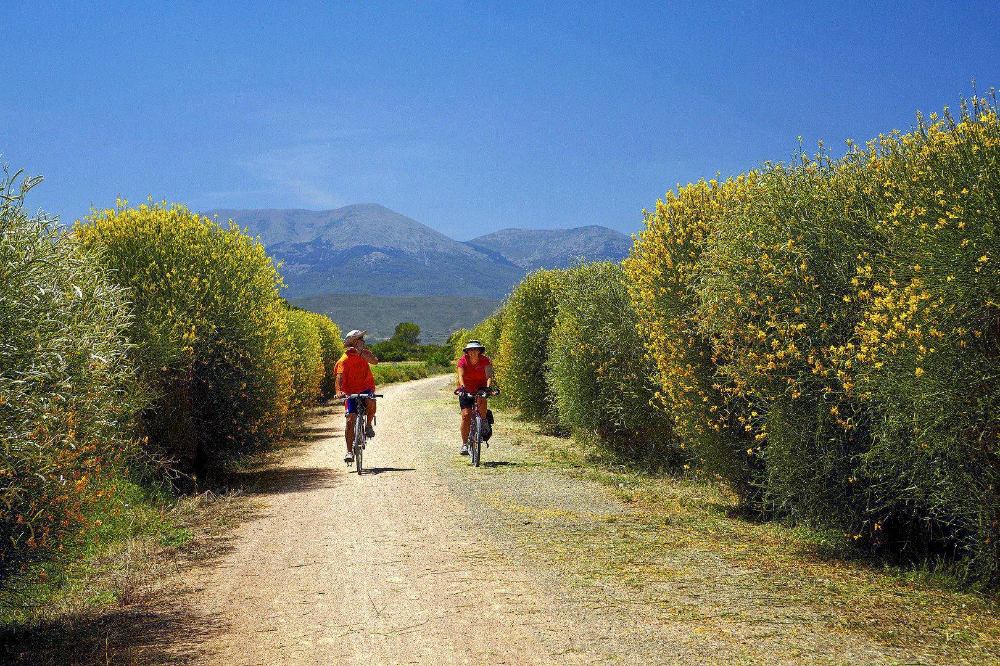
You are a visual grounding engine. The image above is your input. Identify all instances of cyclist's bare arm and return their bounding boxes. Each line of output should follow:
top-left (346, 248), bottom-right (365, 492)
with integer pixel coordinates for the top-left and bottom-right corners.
top-left (456, 365), bottom-right (466, 389)
top-left (485, 364), bottom-right (494, 388)
top-left (334, 372), bottom-right (345, 399)
top-left (360, 348), bottom-right (378, 364)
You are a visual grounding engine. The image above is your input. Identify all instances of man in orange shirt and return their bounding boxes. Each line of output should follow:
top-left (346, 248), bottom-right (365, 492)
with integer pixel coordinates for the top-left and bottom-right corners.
top-left (334, 329), bottom-right (379, 463)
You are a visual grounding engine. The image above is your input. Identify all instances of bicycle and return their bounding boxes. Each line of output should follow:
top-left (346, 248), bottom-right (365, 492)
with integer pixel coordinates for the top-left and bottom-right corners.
top-left (344, 392), bottom-right (383, 474)
top-left (455, 387), bottom-right (499, 467)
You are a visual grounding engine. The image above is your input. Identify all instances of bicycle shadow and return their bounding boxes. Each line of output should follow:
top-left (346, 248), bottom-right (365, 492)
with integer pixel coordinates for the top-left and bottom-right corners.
top-left (477, 461), bottom-right (520, 469)
top-left (359, 467), bottom-right (416, 476)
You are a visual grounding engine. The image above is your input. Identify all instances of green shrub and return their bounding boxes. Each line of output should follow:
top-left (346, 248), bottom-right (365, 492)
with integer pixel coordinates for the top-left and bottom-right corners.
top-left (547, 262), bottom-right (678, 463)
top-left (284, 310), bottom-right (325, 413)
top-left (304, 312), bottom-right (343, 398)
top-left (494, 270), bottom-right (560, 420)
top-left (1, 169), bottom-right (140, 576)
top-left (693, 160), bottom-right (877, 524)
top-left (74, 202), bottom-right (294, 470)
top-left (371, 362), bottom-right (434, 384)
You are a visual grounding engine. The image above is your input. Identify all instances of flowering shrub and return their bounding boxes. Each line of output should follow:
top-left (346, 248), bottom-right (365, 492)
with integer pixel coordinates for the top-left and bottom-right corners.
top-left (494, 270), bottom-right (561, 421)
top-left (623, 98), bottom-right (1000, 582)
top-left (547, 262), bottom-right (678, 462)
top-left (74, 202), bottom-right (294, 470)
top-left (623, 180), bottom-right (759, 498)
top-left (841, 102), bottom-right (1000, 578)
top-left (1, 170), bottom-right (139, 575)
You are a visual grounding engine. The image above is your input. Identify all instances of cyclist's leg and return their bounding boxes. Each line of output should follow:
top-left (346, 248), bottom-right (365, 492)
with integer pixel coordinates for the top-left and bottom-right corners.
top-left (345, 412), bottom-right (357, 454)
top-left (365, 394), bottom-right (376, 429)
top-left (460, 406), bottom-right (473, 443)
top-left (476, 396), bottom-right (488, 419)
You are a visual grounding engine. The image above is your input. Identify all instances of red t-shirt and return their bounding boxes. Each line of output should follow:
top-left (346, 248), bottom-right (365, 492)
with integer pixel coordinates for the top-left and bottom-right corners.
top-left (457, 354), bottom-right (491, 392)
top-left (335, 348), bottom-right (376, 394)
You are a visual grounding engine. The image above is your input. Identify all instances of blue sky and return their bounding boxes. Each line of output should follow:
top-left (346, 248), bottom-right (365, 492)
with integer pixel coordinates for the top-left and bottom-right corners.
top-left (2, 1), bottom-right (998, 239)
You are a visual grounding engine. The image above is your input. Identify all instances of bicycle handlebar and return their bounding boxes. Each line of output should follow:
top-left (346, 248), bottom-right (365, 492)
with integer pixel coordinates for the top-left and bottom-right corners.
top-left (454, 387), bottom-right (500, 397)
top-left (344, 393), bottom-right (383, 399)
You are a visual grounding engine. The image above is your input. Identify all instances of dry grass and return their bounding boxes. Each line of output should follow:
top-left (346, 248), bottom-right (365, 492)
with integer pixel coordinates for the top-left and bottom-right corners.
top-left (496, 411), bottom-right (1000, 663)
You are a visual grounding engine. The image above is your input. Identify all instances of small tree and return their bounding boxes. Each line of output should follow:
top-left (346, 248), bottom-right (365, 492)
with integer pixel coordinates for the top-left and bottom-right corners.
top-left (391, 322), bottom-right (421, 349)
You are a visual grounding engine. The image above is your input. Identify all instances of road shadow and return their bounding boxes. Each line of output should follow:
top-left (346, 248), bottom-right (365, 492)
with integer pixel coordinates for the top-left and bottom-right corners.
top-left (360, 467), bottom-right (416, 476)
top-left (481, 460), bottom-right (519, 469)
top-left (224, 466), bottom-right (341, 495)
top-left (1, 594), bottom-right (229, 665)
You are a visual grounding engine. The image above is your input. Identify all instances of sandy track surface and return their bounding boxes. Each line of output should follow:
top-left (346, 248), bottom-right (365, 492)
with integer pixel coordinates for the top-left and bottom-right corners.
top-left (172, 376), bottom-right (904, 665)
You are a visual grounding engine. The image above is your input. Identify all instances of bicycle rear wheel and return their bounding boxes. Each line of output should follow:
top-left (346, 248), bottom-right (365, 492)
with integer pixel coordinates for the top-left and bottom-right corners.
top-left (354, 429), bottom-right (364, 474)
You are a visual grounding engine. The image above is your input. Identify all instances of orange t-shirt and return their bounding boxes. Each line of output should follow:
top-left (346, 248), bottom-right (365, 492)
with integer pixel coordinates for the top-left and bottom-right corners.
top-left (335, 349), bottom-right (375, 394)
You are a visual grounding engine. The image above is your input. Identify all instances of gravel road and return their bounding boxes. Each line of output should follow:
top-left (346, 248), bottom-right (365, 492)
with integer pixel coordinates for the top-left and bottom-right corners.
top-left (174, 375), bottom-right (903, 665)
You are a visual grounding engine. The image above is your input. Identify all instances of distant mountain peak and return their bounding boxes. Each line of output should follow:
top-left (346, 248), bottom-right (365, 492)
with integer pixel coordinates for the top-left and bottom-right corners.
top-left (203, 205), bottom-right (632, 297)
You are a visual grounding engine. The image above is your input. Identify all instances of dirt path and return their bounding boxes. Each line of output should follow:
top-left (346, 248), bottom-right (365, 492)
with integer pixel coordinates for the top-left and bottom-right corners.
top-left (168, 376), bottom-right (977, 665)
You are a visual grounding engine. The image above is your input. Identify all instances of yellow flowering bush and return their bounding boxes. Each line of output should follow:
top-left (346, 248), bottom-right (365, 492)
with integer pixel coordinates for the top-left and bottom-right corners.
top-left (74, 202), bottom-right (294, 470)
top-left (1, 169), bottom-right (140, 575)
top-left (693, 159), bottom-right (878, 522)
top-left (624, 180), bottom-right (760, 499)
top-left (842, 101), bottom-right (1000, 577)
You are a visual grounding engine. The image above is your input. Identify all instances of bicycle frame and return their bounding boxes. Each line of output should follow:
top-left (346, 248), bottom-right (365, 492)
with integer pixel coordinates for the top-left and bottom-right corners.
top-left (457, 388), bottom-right (498, 467)
top-left (345, 393), bottom-right (383, 474)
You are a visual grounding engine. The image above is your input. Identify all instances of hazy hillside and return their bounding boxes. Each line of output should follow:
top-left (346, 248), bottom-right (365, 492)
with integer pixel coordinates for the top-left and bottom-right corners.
top-left (207, 206), bottom-right (631, 298)
top-left (465, 225), bottom-right (632, 270)
top-left (290, 293), bottom-right (500, 343)
top-left (208, 205), bottom-right (525, 298)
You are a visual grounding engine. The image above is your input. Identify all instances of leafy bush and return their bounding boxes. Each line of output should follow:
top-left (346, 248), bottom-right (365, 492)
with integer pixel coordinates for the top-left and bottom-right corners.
top-left (1, 170), bottom-right (140, 575)
top-left (547, 262), bottom-right (678, 463)
top-left (625, 98), bottom-right (1000, 583)
top-left (284, 310), bottom-right (325, 413)
top-left (494, 270), bottom-right (560, 420)
top-left (371, 362), bottom-right (437, 384)
top-left (624, 180), bottom-right (758, 498)
top-left (841, 103), bottom-right (1000, 579)
top-left (693, 160), bottom-right (877, 523)
top-left (302, 312), bottom-right (342, 398)
top-left (74, 202), bottom-right (294, 470)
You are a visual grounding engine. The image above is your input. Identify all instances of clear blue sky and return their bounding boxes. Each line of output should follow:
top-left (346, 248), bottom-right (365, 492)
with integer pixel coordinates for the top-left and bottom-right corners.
top-left (3, 1), bottom-right (998, 239)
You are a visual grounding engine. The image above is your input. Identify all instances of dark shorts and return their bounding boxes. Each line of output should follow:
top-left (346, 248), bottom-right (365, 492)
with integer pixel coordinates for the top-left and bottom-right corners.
top-left (345, 389), bottom-right (374, 414)
top-left (458, 392), bottom-right (488, 411)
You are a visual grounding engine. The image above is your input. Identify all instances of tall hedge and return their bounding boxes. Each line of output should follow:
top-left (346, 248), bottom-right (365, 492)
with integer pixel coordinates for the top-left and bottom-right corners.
top-left (547, 262), bottom-right (677, 463)
top-left (1, 171), bottom-right (139, 575)
top-left (624, 100), bottom-right (1000, 583)
top-left (74, 202), bottom-right (294, 470)
top-left (308, 312), bottom-right (344, 399)
top-left (284, 309), bottom-right (325, 413)
top-left (494, 270), bottom-right (560, 421)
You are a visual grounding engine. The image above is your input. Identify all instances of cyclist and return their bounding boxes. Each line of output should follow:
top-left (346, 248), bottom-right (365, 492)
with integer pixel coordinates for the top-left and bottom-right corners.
top-left (456, 339), bottom-right (494, 455)
top-left (334, 329), bottom-right (379, 463)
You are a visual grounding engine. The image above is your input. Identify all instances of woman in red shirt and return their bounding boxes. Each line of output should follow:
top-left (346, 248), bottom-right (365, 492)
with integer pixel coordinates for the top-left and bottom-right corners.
top-left (456, 339), bottom-right (494, 455)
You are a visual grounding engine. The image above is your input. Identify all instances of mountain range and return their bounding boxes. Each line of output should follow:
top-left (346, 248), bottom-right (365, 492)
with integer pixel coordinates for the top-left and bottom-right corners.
top-left (205, 205), bottom-right (632, 298)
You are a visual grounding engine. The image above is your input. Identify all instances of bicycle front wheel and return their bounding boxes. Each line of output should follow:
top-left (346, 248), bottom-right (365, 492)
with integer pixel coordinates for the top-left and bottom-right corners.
top-left (472, 417), bottom-right (482, 467)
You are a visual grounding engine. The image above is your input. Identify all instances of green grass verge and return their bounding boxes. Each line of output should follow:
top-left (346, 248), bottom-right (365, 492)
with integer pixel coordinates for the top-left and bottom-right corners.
top-left (496, 408), bottom-right (1000, 662)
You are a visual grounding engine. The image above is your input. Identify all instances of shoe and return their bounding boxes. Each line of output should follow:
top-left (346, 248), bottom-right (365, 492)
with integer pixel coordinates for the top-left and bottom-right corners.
top-left (344, 452), bottom-right (354, 463)
top-left (365, 424), bottom-right (375, 438)
top-left (460, 443), bottom-right (470, 456)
